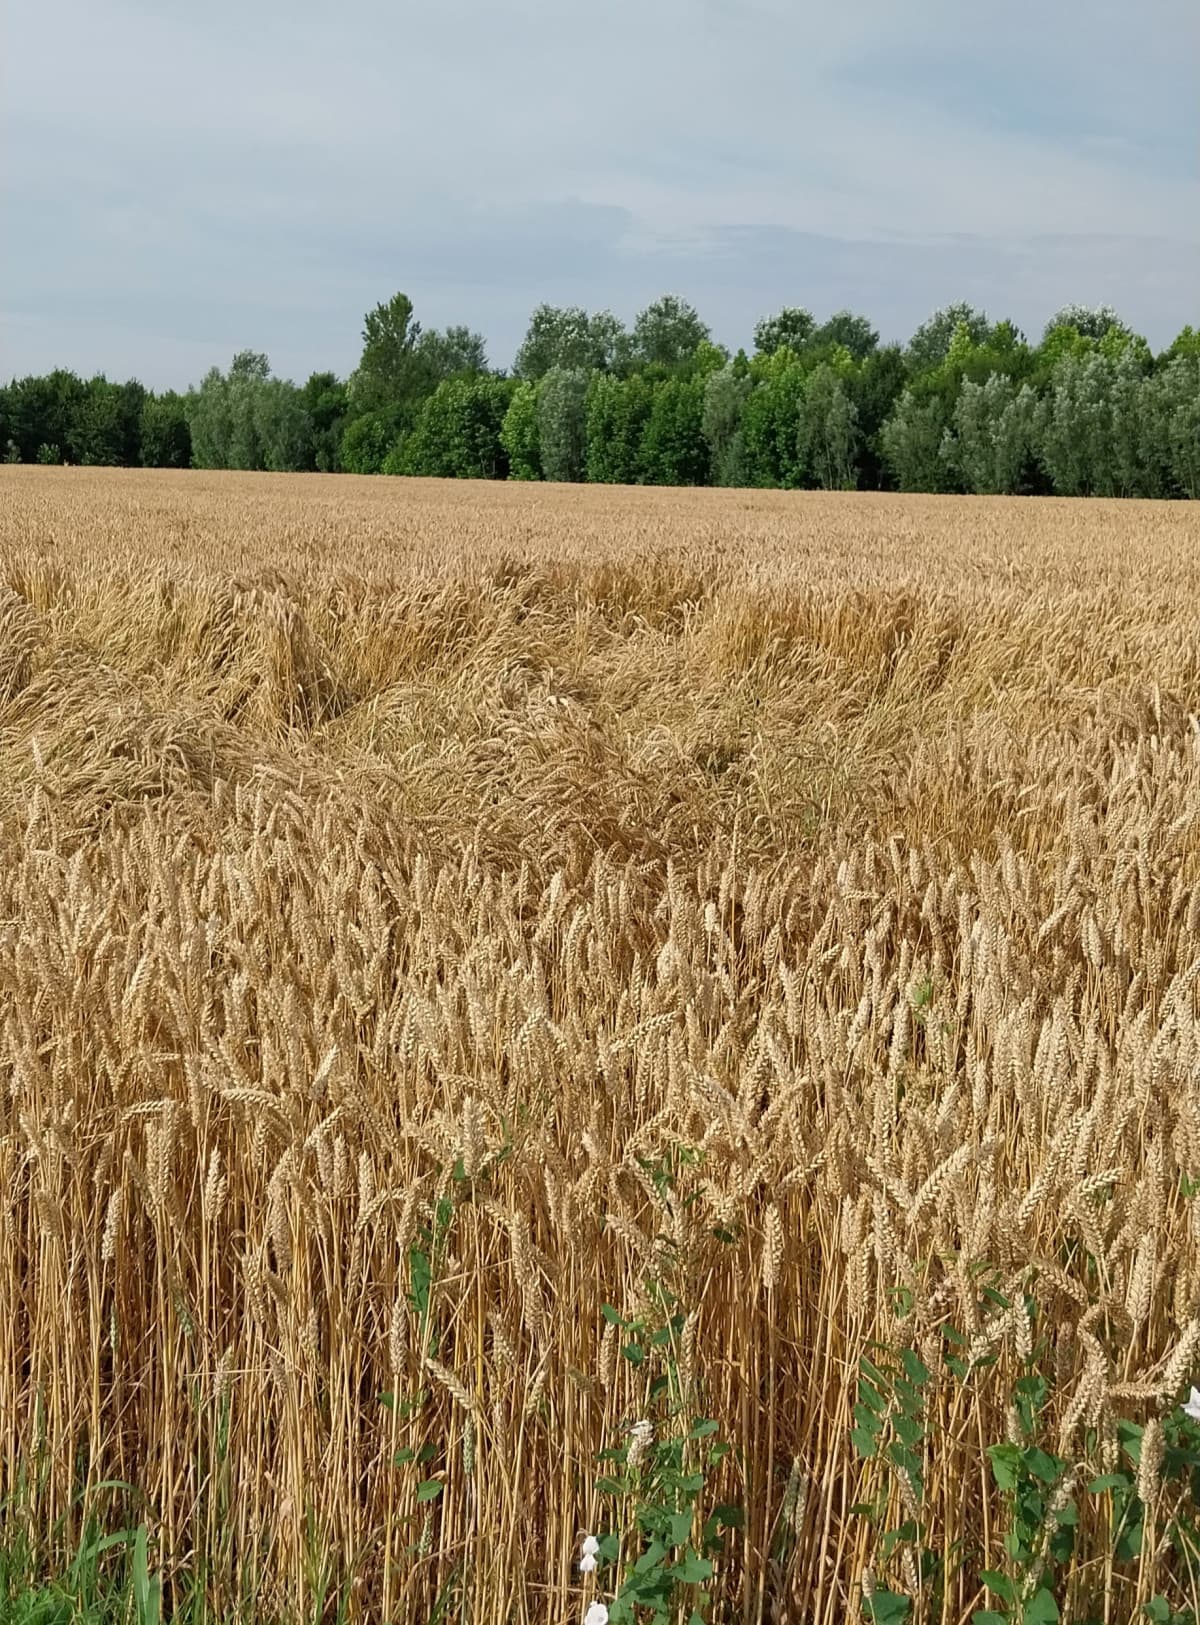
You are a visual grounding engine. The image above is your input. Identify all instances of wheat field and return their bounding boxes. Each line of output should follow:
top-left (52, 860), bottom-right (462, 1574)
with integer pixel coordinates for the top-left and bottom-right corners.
top-left (2, 466), bottom-right (1200, 1623)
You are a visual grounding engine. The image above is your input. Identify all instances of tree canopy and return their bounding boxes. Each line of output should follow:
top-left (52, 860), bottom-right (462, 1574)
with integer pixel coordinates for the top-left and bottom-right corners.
top-left (3, 288), bottom-right (1195, 499)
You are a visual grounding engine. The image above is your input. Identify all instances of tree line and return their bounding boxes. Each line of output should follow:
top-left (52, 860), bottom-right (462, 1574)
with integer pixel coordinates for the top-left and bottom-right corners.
top-left (3, 294), bottom-right (1198, 497)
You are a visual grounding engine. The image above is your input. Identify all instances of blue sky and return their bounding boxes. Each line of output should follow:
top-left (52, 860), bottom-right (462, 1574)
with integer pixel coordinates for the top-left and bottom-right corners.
top-left (3, 0), bottom-right (1197, 387)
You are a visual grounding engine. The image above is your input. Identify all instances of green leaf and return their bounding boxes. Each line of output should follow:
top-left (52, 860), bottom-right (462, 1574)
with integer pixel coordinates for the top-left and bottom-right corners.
top-left (1024, 1448), bottom-right (1065, 1485)
top-left (596, 1475), bottom-right (626, 1496)
top-left (858, 1378), bottom-right (886, 1414)
top-left (973, 1614), bottom-right (1008, 1625)
top-left (1119, 1419), bottom-right (1145, 1461)
top-left (601, 1304), bottom-right (627, 1327)
top-left (853, 1404), bottom-right (884, 1435)
top-left (880, 1521), bottom-right (918, 1558)
top-left (394, 1442), bottom-right (438, 1469)
top-left (852, 1428), bottom-right (878, 1459)
top-left (689, 1418), bottom-right (720, 1439)
top-left (1143, 1598), bottom-right (1171, 1623)
top-left (667, 1512), bottom-right (693, 1546)
top-left (132, 1525), bottom-right (160, 1625)
top-left (1014, 1374), bottom-right (1048, 1407)
top-left (979, 1570), bottom-right (1016, 1603)
top-left (408, 1246), bottom-right (431, 1316)
top-left (1022, 1588), bottom-right (1059, 1624)
top-left (670, 1553), bottom-right (713, 1585)
top-left (622, 1342), bottom-right (646, 1365)
top-left (865, 1589), bottom-right (911, 1624)
top-left (415, 1479), bottom-right (443, 1502)
top-left (891, 1286), bottom-right (916, 1318)
top-left (901, 1349), bottom-right (931, 1387)
top-left (1115, 1504), bottom-right (1144, 1562)
top-left (1087, 1472), bottom-right (1131, 1494)
top-left (988, 1444), bottom-right (1024, 1491)
top-left (634, 1539), bottom-right (667, 1574)
top-left (893, 1379), bottom-right (923, 1413)
top-left (893, 1414), bottom-right (925, 1448)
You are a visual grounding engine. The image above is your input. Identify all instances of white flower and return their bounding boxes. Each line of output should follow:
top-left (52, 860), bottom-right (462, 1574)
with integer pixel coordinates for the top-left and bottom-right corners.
top-left (579, 1554), bottom-right (597, 1574)
top-left (1183, 1386), bottom-right (1200, 1423)
top-left (584, 1605), bottom-right (609, 1625)
top-left (581, 1535), bottom-right (600, 1558)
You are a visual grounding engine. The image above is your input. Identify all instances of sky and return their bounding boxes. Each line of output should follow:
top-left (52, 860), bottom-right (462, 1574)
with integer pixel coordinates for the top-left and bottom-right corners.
top-left (3, 0), bottom-right (1198, 388)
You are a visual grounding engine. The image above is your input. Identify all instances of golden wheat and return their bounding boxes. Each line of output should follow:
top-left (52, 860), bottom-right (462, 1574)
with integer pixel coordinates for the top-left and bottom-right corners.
top-left (1, 467), bottom-right (1199, 1621)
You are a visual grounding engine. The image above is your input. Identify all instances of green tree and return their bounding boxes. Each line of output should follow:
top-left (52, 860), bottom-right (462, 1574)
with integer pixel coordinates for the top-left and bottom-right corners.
top-left (254, 379), bottom-right (314, 473)
top-left (5, 370), bottom-right (86, 462)
top-left (741, 348), bottom-right (808, 487)
top-left (753, 307), bottom-right (816, 357)
top-left (1163, 325), bottom-right (1200, 362)
top-left (1032, 316), bottom-right (1148, 387)
top-left (390, 376), bottom-right (514, 478)
top-left (301, 372), bottom-right (350, 472)
top-left (536, 367), bottom-right (589, 482)
top-left (339, 412), bottom-right (394, 475)
top-left (810, 310), bottom-right (878, 360)
top-left (186, 351), bottom-right (275, 470)
top-left (70, 376), bottom-right (128, 466)
top-left (847, 345), bottom-right (908, 489)
top-left (585, 372), bottom-right (655, 484)
top-left (940, 373), bottom-right (1040, 494)
top-left (880, 388), bottom-right (955, 492)
top-left (514, 306), bottom-right (628, 379)
top-left (117, 379), bottom-right (149, 465)
top-left (500, 381), bottom-right (541, 480)
top-left (1160, 355), bottom-right (1200, 497)
top-left (70, 376), bottom-right (146, 466)
top-left (631, 294), bottom-right (710, 370)
top-left (638, 375), bottom-right (708, 485)
top-left (1034, 349), bottom-right (1151, 497)
top-left (413, 325), bottom-right (488, 383)
top-left (905, 303), bottom-right (998, 374)
top-left (226, 351), bottom-right (273, 470)
top-left (798, 362), bottom-right (861, 489)
top-left (351, 291), bottom-right (420, 415)
top-left (185, 367), bottom-right (233, 469)
top-left (1042, 303), bottom-right (1129, 344)
top-left (701, 362), bottom-right (752, 485)
top-left (139, 393), bottom-right (192, 468)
